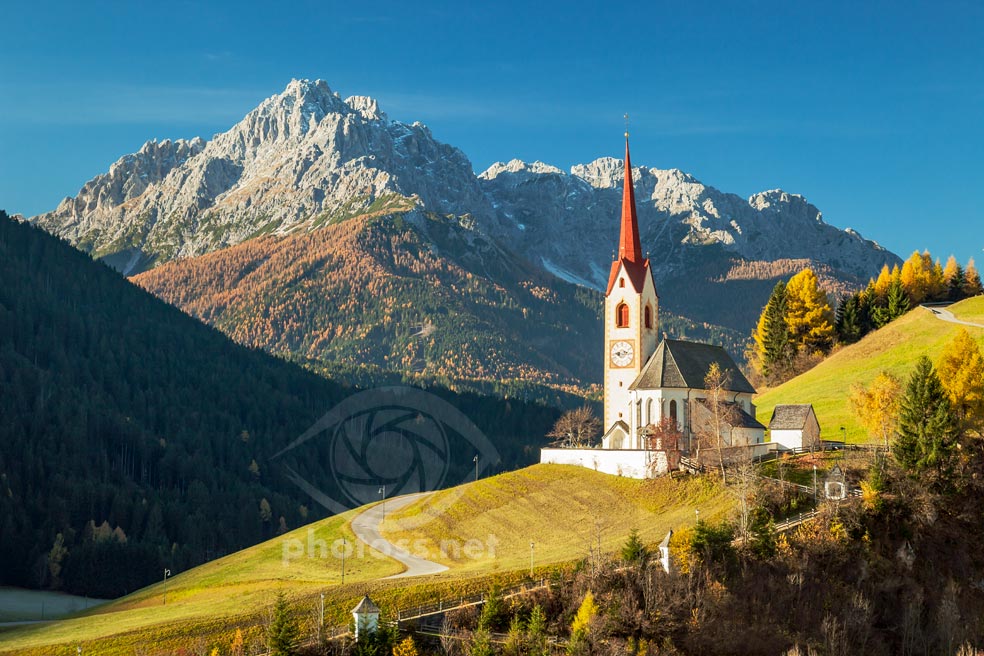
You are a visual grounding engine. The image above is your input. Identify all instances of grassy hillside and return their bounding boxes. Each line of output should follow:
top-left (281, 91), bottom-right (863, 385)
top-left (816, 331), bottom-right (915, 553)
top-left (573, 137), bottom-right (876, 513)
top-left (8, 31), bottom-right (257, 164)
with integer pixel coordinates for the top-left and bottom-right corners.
top-left (755, 297), bottom-right (984, 441)
top-left (382, 464), bottom-right (731, 573)
top-left (951, 296), bottom-right (984, 323)
top-left (0, 464), bottom-right (731, 655)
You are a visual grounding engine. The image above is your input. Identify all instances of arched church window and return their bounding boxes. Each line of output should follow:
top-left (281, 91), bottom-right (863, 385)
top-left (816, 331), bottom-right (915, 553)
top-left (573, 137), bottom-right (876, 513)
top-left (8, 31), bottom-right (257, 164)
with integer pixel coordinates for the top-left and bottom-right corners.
top-left (669, 400), bottom-right (678, 422)
top-left (644, 305), bottom-right (653, 329)
top-left (646, 399), bottom-right (654, 424)
top-left (616, 303), bottom-right (629, 328)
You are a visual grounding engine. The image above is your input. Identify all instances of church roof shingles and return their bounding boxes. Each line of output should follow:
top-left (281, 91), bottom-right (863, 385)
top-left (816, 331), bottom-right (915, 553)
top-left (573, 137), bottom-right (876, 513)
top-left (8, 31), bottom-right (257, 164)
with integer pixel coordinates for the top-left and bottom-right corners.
top-left (629, 339), bottom-right (755, 394)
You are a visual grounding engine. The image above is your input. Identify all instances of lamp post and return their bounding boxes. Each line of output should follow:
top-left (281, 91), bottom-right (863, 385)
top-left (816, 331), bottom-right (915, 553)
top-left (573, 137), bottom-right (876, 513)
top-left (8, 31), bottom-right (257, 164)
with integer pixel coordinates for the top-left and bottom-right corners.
top-left (473, 455), bottom-right (479, 482)
top-left (813, 464), bottom-right (818, 505)
top-left (163, 568), bottom-right (171, 605)
top-left (378, 486), bottom-right (386, 514)
top-left (840, 426), bottom-right (846, 444)
top-left (695, 508), bottom-right (700, 525)
top-left (341, 538), bottom-right (347, 584)
top-left (319, 592), bottom-right (325, 643)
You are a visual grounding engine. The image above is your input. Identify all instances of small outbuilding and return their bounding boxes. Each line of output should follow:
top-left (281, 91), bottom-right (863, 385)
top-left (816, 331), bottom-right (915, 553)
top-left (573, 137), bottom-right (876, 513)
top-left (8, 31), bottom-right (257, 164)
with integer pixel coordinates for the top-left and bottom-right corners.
top-left (768, 404), bottom-right (821, 451)
top-left (352, 595), bottom-right (380, 641)
top-left (658, 530), bottom-right (673, 574)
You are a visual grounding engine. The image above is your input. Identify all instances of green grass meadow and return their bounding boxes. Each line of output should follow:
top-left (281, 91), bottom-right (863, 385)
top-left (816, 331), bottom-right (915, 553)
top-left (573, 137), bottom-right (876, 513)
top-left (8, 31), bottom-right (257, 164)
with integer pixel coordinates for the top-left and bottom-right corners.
top-left (755, 297), bottom-right (984, 442)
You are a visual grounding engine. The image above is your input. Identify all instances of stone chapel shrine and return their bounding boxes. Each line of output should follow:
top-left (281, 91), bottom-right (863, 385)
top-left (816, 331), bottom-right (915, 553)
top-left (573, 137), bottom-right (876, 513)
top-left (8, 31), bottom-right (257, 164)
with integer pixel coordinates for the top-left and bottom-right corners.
top-left (541, 135), bottom-right (765, 478)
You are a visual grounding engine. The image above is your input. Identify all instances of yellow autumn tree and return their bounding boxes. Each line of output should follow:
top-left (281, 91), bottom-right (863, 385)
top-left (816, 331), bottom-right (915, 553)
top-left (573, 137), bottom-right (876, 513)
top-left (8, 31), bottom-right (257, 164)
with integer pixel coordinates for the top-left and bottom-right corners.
top-left (965, 259), bottom-right (984, 296)
top-left (850, 372), bottom-right (902, 447)
top-left (394, 636), bottom-right (419, 656)
top-left (873, 265), bottom-right (893, 300)
top-left (900, 251), bottom-right (930, 304)
top-left (571, 590), bottom-right (599, 643)
top-left (943, 255), bottom-right (961, 285)
top-left (937, 328), bottom-right (984, 429)
top-left (929, 257), bottom-right (946, 300)
top-left (784, 268), bottom-right (835, 355)
top-left (231, 628), bottom-right (245, 656)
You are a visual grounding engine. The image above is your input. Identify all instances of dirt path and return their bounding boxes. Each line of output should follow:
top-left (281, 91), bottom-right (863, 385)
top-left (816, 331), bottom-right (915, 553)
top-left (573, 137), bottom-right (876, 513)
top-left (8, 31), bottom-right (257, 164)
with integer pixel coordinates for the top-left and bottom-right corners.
top-left (350, 493), bottom-right (448, 579)
top-left (923, 305), bottom-right (984, 329)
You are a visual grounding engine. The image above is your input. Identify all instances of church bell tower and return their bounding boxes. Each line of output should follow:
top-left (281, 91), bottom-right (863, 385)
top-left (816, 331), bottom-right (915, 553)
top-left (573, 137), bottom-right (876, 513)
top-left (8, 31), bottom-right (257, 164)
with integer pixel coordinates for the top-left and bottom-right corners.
top-left (603, 134), bottom-right (659, 441)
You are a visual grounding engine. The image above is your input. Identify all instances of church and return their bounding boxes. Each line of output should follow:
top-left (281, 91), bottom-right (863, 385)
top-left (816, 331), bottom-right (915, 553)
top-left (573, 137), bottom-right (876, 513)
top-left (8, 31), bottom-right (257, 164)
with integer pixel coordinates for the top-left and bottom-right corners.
top-left (541, 135), bottom-right (765, 478)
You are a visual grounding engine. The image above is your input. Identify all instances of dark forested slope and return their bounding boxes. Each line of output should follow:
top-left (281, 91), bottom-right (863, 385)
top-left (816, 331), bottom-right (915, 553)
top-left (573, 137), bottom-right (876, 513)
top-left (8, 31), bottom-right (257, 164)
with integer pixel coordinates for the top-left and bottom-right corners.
top-left (0, 212), bottom-right (558, 597)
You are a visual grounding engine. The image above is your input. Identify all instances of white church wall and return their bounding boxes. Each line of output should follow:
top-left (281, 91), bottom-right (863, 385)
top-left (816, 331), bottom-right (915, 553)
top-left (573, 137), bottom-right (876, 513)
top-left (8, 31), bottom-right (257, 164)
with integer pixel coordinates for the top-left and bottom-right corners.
top-left (731, 427), bottom-right (765, 446)
top-left (540, 448), bottom-right (664, 479)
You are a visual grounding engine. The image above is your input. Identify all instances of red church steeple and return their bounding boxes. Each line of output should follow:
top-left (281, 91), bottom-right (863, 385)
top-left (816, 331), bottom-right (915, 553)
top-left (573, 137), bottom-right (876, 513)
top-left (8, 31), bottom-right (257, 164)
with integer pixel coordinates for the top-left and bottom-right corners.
top-left (606, 133), bottom-right (651, 295)
top-left (619, 136), bottom-right (644, 263)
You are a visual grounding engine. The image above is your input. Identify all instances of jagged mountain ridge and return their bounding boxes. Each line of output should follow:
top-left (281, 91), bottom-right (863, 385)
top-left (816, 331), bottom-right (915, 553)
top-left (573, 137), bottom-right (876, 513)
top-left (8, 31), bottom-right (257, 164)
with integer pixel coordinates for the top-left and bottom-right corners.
top-left (479, 157), bottom-right (893, 289)
top-left (35, 79), bottom-right (495, 271)
top-left (32, 78), bottom-right (901, 375)
top-left (34, 78), bottom-right (897, 286)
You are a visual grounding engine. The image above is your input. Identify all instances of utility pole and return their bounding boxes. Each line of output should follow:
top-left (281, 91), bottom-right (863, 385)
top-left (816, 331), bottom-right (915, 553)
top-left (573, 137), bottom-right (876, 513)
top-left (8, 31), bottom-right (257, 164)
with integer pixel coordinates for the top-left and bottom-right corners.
top-left (813, 465), bottom-right (818, 505)
top-left (341, 538), bottom-right (346, 584)
top-left (319, 592), bottom-right (325, 643)
top-left (473, 455), bottom-right (479, 482)
top-left (530, 541), bottom-right (535, 578)
top-left (163, 568), bottom-right (171, 605)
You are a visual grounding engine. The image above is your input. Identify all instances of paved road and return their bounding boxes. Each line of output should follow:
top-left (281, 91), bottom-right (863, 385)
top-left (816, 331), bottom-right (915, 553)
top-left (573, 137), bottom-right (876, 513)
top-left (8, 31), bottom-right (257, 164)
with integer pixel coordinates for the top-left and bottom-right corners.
top-left (350, 493), bottom-right (448, 579)
top-left (922, 305), bottom-right (984, 329)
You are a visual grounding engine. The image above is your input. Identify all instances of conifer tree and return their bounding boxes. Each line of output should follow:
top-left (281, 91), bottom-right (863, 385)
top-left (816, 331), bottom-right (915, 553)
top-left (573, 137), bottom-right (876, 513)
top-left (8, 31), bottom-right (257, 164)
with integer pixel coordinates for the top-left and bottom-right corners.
top-left (527, 604), bottom-right (549, 656)
top-left (858, 283), bottom-right (877, 335)
top-left (930, 258), bottom-right (946, 301)
top-left (784, 268), bottom-right (835, 355)
top-left (394, 636), bottom-right (419, 656)
top-left (268, 592), bottom-right (299, 656)
top-left (900, 252), bottom-right (928, 304)
top-left (873, 265), bottom-right (893, 300)
top-left (886, 277), bottom-right (911, 320)
top-left (752, 281), bottom-right (792, 380)
top-left (894, 356), bottom-right (958, 481)
top-left (569, 590), bottom-right (599, 654)
top-left (944, 257), bottom-right (965, 301)
top-left (621, 528), bottom-right (650, 565)
top-left (502, 615), bottom-right (526, 656)
top-left (836, 293), bottom-right (863, 344)
top-left (936, 329), bottom-right (984, 430)
top-left (964, 259), bottom-right (983, 297)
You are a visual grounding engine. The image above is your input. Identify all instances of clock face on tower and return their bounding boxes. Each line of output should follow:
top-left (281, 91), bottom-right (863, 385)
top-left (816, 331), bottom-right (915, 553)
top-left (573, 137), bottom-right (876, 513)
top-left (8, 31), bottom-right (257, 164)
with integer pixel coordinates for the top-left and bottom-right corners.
top-left (610, 340), bottom-right (634, 368)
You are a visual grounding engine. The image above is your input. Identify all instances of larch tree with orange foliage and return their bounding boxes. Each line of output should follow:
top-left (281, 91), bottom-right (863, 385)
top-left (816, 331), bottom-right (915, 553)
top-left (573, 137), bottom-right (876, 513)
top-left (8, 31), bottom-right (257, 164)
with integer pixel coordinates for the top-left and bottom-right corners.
top-left (937, 328), bottom-right (984, 431)
top-left (850, 372), bottom-right (902, 448)
top-left (784, 268), bottom-right (835, 356)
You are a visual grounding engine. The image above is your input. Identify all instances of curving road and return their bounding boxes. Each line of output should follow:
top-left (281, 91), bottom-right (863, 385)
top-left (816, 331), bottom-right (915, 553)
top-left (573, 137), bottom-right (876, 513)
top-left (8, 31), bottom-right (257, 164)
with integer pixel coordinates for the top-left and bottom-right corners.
top-left (923, 305), bottom-right (984, 329)
top-left (350, 493), bottom-right (448, 579)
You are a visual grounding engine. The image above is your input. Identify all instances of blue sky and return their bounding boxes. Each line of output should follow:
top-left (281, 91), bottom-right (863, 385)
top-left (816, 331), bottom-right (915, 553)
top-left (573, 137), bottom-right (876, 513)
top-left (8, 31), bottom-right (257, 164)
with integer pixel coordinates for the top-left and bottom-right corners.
top-left (2, 0), bottom-right (982, 264)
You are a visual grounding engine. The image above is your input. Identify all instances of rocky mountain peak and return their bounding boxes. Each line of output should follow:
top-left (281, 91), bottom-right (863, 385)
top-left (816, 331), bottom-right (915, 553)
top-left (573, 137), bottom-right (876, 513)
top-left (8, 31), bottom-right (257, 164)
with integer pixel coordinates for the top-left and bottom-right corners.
top-left (32, 77), bottom-right (899, 294)
top-left (480, 160), bottom-right (565, 180)
top-left (344, 95), bottom-right (387, 122)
